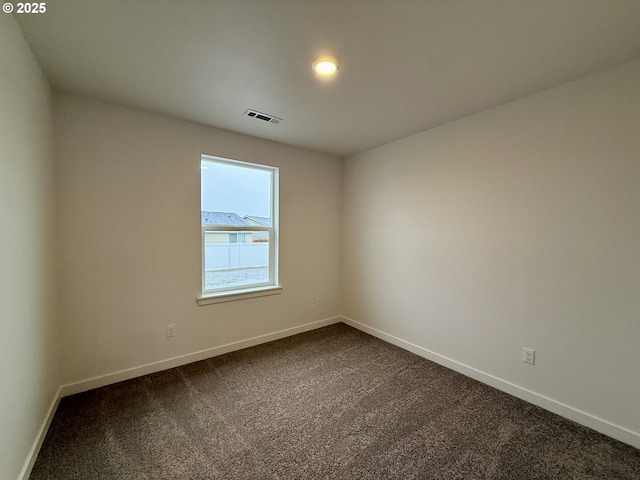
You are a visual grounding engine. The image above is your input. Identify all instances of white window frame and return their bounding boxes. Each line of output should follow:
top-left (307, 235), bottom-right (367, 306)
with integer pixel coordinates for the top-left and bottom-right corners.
top-left (197, 155), bottom-right (281, 305)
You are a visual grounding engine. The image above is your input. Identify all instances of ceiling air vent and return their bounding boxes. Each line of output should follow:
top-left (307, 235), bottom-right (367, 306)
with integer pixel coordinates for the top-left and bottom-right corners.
top-left (244, 109), bottom-right (283, 124)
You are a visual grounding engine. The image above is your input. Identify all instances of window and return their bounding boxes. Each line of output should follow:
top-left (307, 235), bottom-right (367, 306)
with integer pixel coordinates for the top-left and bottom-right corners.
top-left (198, 155), bottom-right (280, 304)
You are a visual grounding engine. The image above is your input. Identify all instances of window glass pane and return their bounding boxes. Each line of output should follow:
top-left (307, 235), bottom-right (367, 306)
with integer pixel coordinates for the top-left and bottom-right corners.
top-left (201, 160), bottom-right (272, 223)
top-left (203, 230), bottom-right (270, 290)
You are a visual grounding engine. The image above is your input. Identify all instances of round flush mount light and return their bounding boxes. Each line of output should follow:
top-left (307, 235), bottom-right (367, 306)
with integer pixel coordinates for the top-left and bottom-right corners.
top-left (312, 55), bottom-right (339, 75)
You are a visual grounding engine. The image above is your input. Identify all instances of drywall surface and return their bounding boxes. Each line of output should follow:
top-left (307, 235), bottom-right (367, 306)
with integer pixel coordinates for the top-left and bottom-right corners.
top-left (54, 94), bottom-right (342, 385)
top-left (0, 15), bottom-right (57, 480)
top-left (343, 60), bottom-right (640, 441)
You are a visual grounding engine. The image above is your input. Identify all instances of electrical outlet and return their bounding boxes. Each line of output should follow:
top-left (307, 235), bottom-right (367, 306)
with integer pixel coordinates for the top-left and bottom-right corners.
top-left (522, 347), bottom-right (535, 365)
top-left (317, 297), bottom-right (323, 307)
top-left (166, 324), bottom-right (175, 338)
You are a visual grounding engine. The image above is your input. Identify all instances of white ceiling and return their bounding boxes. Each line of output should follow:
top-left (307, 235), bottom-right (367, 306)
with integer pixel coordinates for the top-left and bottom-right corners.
top-left (15, 0), bottom-right (640, 157)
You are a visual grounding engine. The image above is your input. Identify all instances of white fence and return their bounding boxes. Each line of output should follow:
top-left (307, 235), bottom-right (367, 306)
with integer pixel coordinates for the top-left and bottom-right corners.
top-left (204, 243), bottom-right (269, 271)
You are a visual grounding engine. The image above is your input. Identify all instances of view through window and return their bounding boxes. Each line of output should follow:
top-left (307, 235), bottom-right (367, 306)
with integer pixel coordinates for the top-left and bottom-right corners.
top-left (201, 155), bottom-right (278, 295)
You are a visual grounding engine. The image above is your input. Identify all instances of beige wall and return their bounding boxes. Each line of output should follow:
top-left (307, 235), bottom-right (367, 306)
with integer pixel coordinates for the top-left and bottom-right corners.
top-left (54, 93), bottom-right (342, 385)
top-left (343, 59), bottom-right (640, 446)
top-left (0, 15), bottom-right (58, 480)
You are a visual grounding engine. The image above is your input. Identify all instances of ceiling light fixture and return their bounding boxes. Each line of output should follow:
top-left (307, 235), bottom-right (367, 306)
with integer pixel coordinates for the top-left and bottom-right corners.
top-left (313, 55), bottom-right (339, 75)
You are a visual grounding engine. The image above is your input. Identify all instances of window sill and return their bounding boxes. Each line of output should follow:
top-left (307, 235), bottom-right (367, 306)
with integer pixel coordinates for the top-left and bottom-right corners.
top-left (197, 286), bottom-right (283, 306)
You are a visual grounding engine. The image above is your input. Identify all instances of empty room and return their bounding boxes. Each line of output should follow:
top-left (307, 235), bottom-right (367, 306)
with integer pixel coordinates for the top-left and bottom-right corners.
top-left (2, 1), bottom-right (640, 478)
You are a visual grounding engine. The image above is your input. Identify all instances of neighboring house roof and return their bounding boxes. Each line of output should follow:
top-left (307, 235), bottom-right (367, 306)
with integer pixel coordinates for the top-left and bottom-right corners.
top-left (243, 215), bottom-right (272, 227)
top-left (201, 211), bottom-right (248, 226)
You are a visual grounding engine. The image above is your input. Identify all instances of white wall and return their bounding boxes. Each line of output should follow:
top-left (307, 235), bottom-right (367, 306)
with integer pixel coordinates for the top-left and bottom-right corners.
top-left (343, 59), bottom-right (640, 446)
top-left (0, 15), bottom-right (58, 480)
top-left (54, 94), bottom-right (342, 386)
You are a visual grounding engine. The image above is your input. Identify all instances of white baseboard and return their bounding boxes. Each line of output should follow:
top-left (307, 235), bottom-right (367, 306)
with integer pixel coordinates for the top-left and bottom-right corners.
top-left (22, 314), bottom-right (637, 480)
top-left (20, 316), bottom-right (341, 479)
top-left (18, 386), bottom-right (62, 480)
top-left (61, 316), bottom-right (342, 397)
top-left (341, 315), bottom-right (640, 450)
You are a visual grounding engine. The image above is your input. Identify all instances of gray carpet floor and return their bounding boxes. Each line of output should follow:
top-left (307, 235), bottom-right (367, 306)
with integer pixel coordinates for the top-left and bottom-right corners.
top-left (30, 323), bottom-right (640, 479)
